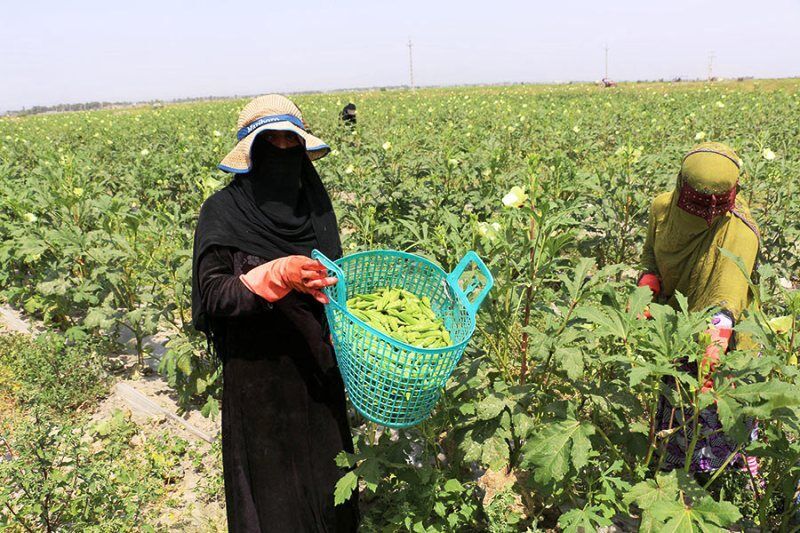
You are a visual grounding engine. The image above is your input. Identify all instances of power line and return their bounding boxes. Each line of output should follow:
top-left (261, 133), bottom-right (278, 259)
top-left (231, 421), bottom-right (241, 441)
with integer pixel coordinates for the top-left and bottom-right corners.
top-left (407, 39), bottom-right (415, 90)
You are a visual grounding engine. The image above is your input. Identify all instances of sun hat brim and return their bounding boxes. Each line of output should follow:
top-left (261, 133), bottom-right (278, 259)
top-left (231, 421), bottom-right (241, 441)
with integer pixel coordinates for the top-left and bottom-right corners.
top-left (218, 121), bottom-right (330, 174)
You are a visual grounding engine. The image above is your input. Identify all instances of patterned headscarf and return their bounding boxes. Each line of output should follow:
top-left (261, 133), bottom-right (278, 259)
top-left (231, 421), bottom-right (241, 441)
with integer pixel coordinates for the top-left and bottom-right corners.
top-left (641, 142), bottom-right (760, 318)
top-left (676, 142), bottom-right (742, 224)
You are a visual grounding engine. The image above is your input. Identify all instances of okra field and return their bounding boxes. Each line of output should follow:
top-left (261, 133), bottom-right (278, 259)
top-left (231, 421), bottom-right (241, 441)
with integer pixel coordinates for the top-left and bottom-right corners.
top-left (2, 79), bottom-right (800, 531)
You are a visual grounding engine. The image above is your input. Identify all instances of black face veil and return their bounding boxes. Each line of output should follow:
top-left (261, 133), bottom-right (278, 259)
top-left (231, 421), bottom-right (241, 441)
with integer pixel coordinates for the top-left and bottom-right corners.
top-left (191, 132), bottom-right (342, 335)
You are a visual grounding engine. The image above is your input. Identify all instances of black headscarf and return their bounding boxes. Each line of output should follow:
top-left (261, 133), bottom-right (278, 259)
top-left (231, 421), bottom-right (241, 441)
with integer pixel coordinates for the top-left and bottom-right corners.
top-left (191, 134), bottom-right (342, 335)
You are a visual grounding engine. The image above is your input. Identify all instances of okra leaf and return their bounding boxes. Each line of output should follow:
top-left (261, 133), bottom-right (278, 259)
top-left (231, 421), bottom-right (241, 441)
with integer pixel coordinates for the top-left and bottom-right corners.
top-left (558, 504), bottom-right (613, 532)
top-left (520, 418), bottom-right (595, 484)
top-left (334, 471), bottom-right (358, 506)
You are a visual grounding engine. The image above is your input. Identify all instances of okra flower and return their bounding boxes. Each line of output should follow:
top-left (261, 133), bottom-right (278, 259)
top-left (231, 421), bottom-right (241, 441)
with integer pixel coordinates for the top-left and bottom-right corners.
top-left (502, 186), bottom-right (528, 208)
top-left (477, 221), bottom-right (502, 240)
top-left (770, 315), bottom-right (793, 334)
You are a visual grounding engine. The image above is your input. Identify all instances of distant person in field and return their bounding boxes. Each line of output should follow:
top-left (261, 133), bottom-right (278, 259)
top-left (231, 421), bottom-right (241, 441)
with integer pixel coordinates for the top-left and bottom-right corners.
top-left (638, 141), bottom-right (761, 477)
top-left (340, 103), bottom-right (356, 126)
top-left (191, 95), bottom-right (358, 532)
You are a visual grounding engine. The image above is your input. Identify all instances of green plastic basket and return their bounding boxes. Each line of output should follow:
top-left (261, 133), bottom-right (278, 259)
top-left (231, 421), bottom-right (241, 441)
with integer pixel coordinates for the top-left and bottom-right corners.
top-left (312, 249), bottom-right (493, 428)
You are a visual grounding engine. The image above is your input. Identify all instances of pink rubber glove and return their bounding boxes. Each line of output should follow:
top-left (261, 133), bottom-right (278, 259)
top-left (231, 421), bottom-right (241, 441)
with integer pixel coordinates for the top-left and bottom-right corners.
top-left (637, 273), bottom-right (661, 320)
top-left (700, 325), bottom-right (732, 393)
top-left (239, 256), bottom-right (337, 304)
top-left (638, 273), bottom-right (661, 296)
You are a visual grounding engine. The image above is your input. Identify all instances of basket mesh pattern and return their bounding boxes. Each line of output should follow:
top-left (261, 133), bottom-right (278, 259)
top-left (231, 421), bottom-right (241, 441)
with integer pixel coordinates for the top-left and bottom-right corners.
top-left (323, 251), bottom-right (474, 428)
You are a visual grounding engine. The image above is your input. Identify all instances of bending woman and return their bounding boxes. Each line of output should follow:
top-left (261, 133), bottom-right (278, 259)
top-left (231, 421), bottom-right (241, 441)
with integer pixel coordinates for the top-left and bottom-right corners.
top-left (191, 95), bottom-right (358, 532)
top-left (638, 141), bottom-right (761, 473)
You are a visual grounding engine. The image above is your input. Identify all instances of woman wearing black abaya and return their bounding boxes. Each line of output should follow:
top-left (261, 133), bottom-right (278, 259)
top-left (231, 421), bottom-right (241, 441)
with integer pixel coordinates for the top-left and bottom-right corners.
top-left (192, 95), bottom-right (358, 532)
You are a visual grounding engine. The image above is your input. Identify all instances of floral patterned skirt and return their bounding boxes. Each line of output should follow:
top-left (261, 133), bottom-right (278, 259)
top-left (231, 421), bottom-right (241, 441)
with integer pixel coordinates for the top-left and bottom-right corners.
top-left (656, 394), bottom-right (759, 476)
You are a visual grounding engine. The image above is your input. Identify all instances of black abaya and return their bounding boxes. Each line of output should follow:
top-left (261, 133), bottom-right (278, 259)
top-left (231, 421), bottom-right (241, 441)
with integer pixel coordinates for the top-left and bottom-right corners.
top-left (197, 247), bottom-right (358, 532)
top-left (192, 136), bottom-right (357, 532)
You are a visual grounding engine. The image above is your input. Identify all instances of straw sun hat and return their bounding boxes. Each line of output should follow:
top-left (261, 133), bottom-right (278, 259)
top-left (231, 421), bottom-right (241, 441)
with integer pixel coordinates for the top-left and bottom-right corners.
top-left (218, 94), bottom-right (330, 173)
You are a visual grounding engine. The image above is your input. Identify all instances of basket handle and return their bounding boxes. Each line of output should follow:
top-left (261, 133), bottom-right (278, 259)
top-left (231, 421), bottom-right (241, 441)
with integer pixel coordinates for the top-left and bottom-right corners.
top-left (445, 251), bottom-right (494, 317)
top-left (311, 249), bottom-right (347, 307)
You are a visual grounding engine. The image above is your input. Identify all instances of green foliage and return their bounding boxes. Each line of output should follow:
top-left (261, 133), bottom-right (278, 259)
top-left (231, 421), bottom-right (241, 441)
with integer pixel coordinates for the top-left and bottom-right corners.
top-left (626, 471), bottom-right (742, 532)
top-left (0, 331), bottom-right (200, 531)
top-left (520, 417), bottom-right (595, 485)
top-left (0, 333), bottom-right (108, 414)
top-left (335, 430), bottom-right (481, 532)
top-left (0, 409), bottom-right (177, 531)
top-left (2, 80), bottom-right (800, 529)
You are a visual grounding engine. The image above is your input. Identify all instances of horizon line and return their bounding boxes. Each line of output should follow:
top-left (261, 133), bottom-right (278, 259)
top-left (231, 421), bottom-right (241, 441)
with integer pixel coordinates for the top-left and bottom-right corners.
top-left (4, 74), bottom-right (799, 118)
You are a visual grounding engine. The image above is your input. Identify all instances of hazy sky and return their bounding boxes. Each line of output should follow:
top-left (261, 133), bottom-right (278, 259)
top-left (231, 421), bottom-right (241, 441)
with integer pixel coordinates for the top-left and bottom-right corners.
top-left (3, 0), bottom-right (799, 112)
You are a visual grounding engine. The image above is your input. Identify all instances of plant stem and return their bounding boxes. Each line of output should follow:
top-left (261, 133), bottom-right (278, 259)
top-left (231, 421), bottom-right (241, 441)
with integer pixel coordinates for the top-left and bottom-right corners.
top-left (3, 502), bottom-right (37, 533)
top-left (756, 455), bottom-right (779, 528)
top-left (654, 407), bottom-right (677, 473)
top-left (743, 452), bottom-right (763, 503)
top-left (702, 444), bottom-right (743, 489)
top-left (519, 215), bottom-right (536, 385)
top-left (683, 403), bottom-right (701, 474)
top-left (595, 425), bottom-right (635, 477)
top-left (519, 163), bottom-right (541, 385)
top-left (541, 297), bottom-right (580, 390)
top-left (642, 389), bottom-right (661, 471)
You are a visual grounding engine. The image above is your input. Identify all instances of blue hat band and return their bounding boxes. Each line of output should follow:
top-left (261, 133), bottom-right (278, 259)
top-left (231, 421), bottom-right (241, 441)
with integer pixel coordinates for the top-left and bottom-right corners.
top-left (237, 114), bottom-right (306, 141)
